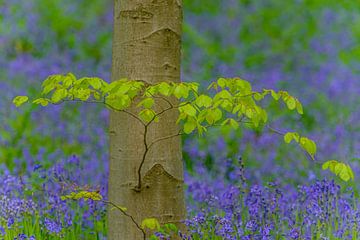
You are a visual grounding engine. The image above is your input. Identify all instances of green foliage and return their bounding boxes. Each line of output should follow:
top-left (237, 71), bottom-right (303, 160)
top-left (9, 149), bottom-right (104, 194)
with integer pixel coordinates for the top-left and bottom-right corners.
top-left (13, 73), bottom-right (354, 182)
top-left (322, 160), bottom-right (354, 182)
top-left (284, 132), bottom-right (317, 160)
top-left (12, 96), bottom-right (29, 107)
top-left (60, 191), bottom-right (103, 201)
top-left (141, 218), bottom-right (160, 231)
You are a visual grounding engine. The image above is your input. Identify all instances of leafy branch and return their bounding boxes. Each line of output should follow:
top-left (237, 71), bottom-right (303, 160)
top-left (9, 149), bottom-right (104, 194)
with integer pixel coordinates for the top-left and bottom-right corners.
top-left (60, 190), bottom-right (158, 239)
top-left (12, 73), bottom-right (354, 190)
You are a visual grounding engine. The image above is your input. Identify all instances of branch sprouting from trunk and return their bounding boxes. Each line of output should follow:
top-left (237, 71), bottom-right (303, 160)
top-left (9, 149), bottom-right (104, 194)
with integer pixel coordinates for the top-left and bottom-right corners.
top-left (102, 200), bottom-right (146, 239)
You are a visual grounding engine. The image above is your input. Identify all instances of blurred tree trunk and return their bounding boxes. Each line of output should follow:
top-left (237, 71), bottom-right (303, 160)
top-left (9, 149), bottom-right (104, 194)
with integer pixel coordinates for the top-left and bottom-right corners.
top-left (109, 0), bottom-right (185, 239)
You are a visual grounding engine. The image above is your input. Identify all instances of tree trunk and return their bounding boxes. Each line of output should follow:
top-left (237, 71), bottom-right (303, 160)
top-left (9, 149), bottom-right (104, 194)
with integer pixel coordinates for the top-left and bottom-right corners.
top-left (108, 0), bottom-right (185, 239)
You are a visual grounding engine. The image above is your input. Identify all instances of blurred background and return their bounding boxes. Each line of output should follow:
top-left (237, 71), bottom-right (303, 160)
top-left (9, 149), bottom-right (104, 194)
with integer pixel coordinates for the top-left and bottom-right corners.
top-left (0, 0), bottom-right (359, 239)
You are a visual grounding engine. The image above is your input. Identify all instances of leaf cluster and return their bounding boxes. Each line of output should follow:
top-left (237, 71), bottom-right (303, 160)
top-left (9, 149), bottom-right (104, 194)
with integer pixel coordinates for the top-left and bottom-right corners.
top-left (60, 190), bottom-right (102, 201)
top-left (322, 160), bottom-right (354, 182)
top-left (12, 73), bottom-right (354, 181)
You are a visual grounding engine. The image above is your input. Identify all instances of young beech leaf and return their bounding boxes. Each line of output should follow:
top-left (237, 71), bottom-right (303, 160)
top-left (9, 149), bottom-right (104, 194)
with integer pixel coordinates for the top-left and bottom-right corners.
top-left (205, 108), bottom-right (222, 124)
top-left (283, 132), bottom-right (300, 144)
top-left (195, 94), bottom-right (212, 108)
top-left (179, 104), bottom-right (197, 117)
top-left (286, 97), bottom-right (296, 110)
top-left (173, 84), bottom-right (189, 99)
top-left (299, 137), bottom-right (317, 156)
top-left (245, 107), bottom-right (254, 119)
top-left (346, 164), bottom-right (355, 180)
top-left (189, 82), bottom-right (199, 93)
top-left (221, 118), bottom-right (239, 129)
top-left (284, 132), bottom-right (293, 143)
top-left (141, 218), bottom-right (160, 231)
top-left (103, 80), bottom-right (126, 94)
top-left (322, 160), bottom-right (354, 181)
top-left (183, 120), bottom-right (197, 134)
top-left (62, 73), bottom-right (75, 88)
top-left (86, 77), bottom-right (103, 90)
top-left (157, 82), bottom-right (171, 96)
top-left (41, 75), bottom-right (62, 95)
top-left (13, 96), bottom-right (29, 107)
top-left (105, 94), bottom-right (131, 110)
top-left (74, 88), bottom-right (91, 101)
top-left (270, 90), bottom-right (280, 101)
top-left (32, 98), bottom-right (49, 107)
top-left (233, 78), bottom-right (252, 94)
top-left (137, 98), bottom-right (155, 109)
top-left (51, 89), bottom-right (68, 103)
top-left (214, 90), bottom-right (232, 101)
top-left (93, 91), bottom-right (101, 100)
top-left (253, 92), bottom-right (264, 101)
top-left (322, 160), bottom-right (338, 172)
top-left (139, 109), bottom-right (157, 123)
top-left (296, 100), bottom-right (304, 114)
top-left (217, 78), bottom-right (227, 88)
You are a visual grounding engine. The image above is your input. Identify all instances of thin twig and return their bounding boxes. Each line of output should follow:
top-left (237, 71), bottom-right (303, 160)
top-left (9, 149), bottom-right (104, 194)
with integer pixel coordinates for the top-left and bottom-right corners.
top-left (266, 125), bottom-right (320, 164)
top-left (147, 130), bottom-right (183, 150)
top-left (102, 200), bottom-right (146, 239)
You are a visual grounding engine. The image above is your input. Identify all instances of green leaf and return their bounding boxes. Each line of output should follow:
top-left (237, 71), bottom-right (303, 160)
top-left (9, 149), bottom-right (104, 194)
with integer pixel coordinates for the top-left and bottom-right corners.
top-left (51, 89), bottom-right (68, 103)
top-left (286, 97), bottom-right (296, 110)
top-left (141, 218), bottom-right (160, 231)
top-left (284, 132), bottom-right (293, 144)
top-left (139, 109), bottom-right (157, 123)
top-left (32, 98), bottom-right (49, 107)
top-left (63, 73), bottom-right (76, 88)
top-left (322, 160), bottom-right (337, 171)
top-left (173, 84), bottom-right (189, 99)
top-left (205, 108), bottom-right (222, 124)
top-left (322, 160), bottom-right (354, 181)
top-left (346, 164), bottom-right (355, 180)
top-left (299, 137), bottom-right (317, 156)
top-left (214, 90), bottom-right (232, 101)
top-left (217, 78), bottom-right (227, 88)
top-left (222, 118), bottom-right (239, 129)
top-left (253, 92), bottom-right (264, 101)
top-left (179, 104), bottom-right (197, 117)
top-left (93, 91), bottom-right (101, 100)
top-left (87, 77), bottom-right (103, 90)
top-left (105, 94), bottom-right (131, 110)
top-left (284, 132), bottom-right (300, 144)
top-left (296, 100), bottom-right (304, 114)
top-left (233, 78), bottom-right (252, 94)
top-left (270, 90), bottom-right (280, 101)
top-left (158, 82), bottom-right (171, 96)
top-left (195, 95), bottom-right (212, 108)
top-left (13, 96), bottom-right (29, 107)
top-left (188, 82), bottom-right (199, 93)
top-left (245, 107), bottom-right (254, 119)
top-left (103, 80), bottom-right (127, 94)
top-left (137, 98), bottom-right (155, 109)
top-left (183, 120), bottom-right (197, 134)
top-left (41, 75), bottom-right (62, 95)
top-left (74, 88), bottom-right (91, 101)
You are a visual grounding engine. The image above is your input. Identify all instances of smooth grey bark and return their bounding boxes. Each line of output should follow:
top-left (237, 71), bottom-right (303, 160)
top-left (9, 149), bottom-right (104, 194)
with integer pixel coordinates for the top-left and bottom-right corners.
top-left (108, 0), bottom-right (185, 239)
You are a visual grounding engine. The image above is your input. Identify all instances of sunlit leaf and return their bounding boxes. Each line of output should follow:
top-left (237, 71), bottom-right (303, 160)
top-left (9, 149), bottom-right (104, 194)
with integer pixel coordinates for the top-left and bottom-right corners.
top-left (13, 96), bottom-right (29, 107)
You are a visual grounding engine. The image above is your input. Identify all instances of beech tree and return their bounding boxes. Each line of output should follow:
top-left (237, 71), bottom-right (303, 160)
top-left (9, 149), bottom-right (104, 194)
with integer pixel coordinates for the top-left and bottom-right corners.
top-left (108, 0), bottom-right (185, 239)
top-left (13, 0), bottom-right (355, 239)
